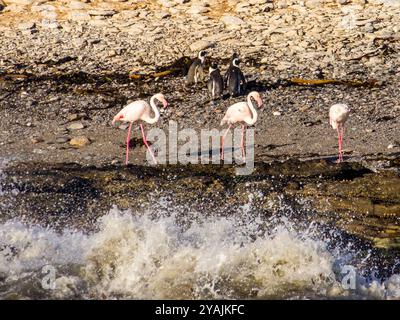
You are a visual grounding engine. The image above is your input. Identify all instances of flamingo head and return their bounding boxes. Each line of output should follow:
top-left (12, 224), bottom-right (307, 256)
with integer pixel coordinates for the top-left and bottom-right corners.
top-left (250, 91), bottom-right (263, 108)
top-left (155, 93), bottom-right (168, 108)
top-left (112, 113), bottom-right (124, 125)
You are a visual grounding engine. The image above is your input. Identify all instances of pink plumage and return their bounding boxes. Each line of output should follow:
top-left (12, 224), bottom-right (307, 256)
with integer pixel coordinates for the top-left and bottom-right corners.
top-left (329, 103), bottom-right (350, 130)
top-left (112, 93), bottom-right (168, 165)
top-left (329, 103), bottom-right (350, 163)
top-left (220, 91), bottom-right (263, 161)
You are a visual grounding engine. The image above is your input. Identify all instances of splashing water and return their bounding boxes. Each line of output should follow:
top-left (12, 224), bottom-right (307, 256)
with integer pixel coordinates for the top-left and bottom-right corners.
top-left (0, 206), bottom-right (399, 300)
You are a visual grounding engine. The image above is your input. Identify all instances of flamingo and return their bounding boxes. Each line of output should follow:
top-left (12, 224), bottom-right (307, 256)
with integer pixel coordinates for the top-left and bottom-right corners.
top-left (329, 103), bottom-right (350, 163)
top-left (220, 91), bottom-right (263, 161)
top-left (112, 93), bottom-right (168, 165)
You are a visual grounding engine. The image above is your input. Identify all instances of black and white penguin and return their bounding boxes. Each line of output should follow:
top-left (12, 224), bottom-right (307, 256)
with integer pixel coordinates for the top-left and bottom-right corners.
top-left (207, 62), bottom-right (224, 101)
top-left (225, 55), bottom-right (246, 97)
top-left (186, 50), bottom-right (207, 85)
top-left (224, 52), bottom-right (239, 84)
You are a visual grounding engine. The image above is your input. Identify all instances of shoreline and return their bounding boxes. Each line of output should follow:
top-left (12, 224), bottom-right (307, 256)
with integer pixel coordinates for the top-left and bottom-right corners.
top-left (1, 1), bottom-right (399, 165)
top-left (1, 156), bottom-right (399, 249)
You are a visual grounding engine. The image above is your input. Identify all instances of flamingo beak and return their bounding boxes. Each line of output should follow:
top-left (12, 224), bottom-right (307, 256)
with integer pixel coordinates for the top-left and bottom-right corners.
top-left (112, 114), bottom-right (123, 125)
top-left (163, 100), bottom-right (168, 108)
top-left (258, 98), bottom-right (263, 108)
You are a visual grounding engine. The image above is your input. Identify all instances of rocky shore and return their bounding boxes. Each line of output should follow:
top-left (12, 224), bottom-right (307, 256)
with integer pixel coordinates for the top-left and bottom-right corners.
top-left (0, 1), bottom-right (399, 251)
top-left (1, 0), bottom-right (399, 165)
top-left (1, 158), bottom-right (399, 251)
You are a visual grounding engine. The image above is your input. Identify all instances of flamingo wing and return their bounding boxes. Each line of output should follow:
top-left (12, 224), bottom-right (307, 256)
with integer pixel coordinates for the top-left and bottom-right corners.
top-left (116, 100), bottom-right (149, 123)
top-left (221, 102), bottom-right (251, 125)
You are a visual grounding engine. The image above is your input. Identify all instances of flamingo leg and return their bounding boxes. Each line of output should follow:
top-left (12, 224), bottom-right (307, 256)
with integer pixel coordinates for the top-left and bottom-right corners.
top-left (340, 125), bottom-right (345, 162)
top-left (337, 124), bottom-right (343, 163)
top-left (140, 123), bottom-right (158, 165)
top-left (125, 122), bottom-right (133, 166)
top-left (241, 124), bottom-right (246, 162)
top-left (221, 124), bottom-right (232, 160)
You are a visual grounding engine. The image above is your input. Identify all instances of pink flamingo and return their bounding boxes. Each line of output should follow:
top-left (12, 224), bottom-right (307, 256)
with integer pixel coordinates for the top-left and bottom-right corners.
top-left (220, 91), bottom-right (263, 161)
top-left (329, 103), bottom-right (350, 163)
top-left (112, 93), bottom-right (168, 165)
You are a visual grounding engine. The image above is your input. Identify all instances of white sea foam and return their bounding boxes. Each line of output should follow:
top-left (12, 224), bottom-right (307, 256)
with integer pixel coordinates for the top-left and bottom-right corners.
top-left (0, 206), bottom-right (399, 300)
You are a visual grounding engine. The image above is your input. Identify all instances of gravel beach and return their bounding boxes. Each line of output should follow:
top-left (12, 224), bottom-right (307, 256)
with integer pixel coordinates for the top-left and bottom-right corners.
top-left (0, 0), bottom-right (399, 165)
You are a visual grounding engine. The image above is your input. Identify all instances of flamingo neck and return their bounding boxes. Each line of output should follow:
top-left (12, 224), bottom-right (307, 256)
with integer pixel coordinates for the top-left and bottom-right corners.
top-left (147, 96), bottom-right (161, 124)
top-left (247, 94), bottom-right (258, 125)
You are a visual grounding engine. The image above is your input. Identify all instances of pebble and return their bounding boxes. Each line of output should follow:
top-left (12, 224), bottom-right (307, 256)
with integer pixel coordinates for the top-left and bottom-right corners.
top-left (187, 5), bottom-right (209, 14)
top-left (55, 137), bottom-right (70, 144)
top-left (31, 137), bottom-right (44, 144)
top-left (155, 11), bottom-right (171, 19)
top-left (119, 123), bottom-right (130, 130)
top-left (273, 111), bottom-right (282, 116)
top-left (18, 22), bottom-right (36, 30)
top-left (33, 148), bottom-right (45, 154)
top-left (68, 113), bottom-right (79, 122)
top-left (70, 136), bottom-right (91, 148)
top-left (68, 122), bottom-right (84, 130)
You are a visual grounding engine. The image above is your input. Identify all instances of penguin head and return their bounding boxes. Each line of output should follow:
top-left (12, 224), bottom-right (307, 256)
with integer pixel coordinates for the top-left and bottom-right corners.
top-left (232, 52), bottom-right (239, 60)
top-left (198, 50), bottom-right (207, 59)
top-left (232, 58), bottom-right (241, 67)
top-left (209, 62), bottom-right (218, 74)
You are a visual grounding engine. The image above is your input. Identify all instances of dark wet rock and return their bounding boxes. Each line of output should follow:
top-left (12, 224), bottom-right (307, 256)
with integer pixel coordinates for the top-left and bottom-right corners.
top-left (0, 158), bottom-right (399, 249)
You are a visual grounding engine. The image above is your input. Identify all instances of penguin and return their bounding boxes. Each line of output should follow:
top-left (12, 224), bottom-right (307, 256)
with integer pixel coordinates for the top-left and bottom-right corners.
top-left (225, 56), bottom-right (246, 97)
top-left (186, 50), bottom-right (207, 85)
top-left (207, 62), bottom-right (224, 101)
top-left (223, 52), bottom-right (239, 85)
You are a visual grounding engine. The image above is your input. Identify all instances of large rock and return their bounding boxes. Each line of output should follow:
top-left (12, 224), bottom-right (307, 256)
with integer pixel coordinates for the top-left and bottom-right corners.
top-left (189, 40), bottom-right (214, 52)
top-left (368, 0), bottom-right (400, 5)
top-left (186, 4), bottom-right (209, 14)
top-left (68, 1), bottom-right (90, 10)
top-left (88, 9), bottom-right (117, 17)
top-left (220, 15), bottom-right (246, 29)
top-left (67, 11), bottom-right (91, 21)
top-left (382, 0), bottom-right (400, 6)
top-left (18, 21), bottom-right (36, 30)
top-left (4, 0), bottom-right (34, 4)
